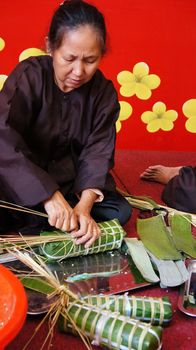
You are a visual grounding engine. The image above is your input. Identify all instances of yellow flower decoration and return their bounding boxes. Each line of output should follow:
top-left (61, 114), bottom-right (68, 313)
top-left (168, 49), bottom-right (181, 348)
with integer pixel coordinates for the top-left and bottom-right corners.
top-left (0, 37), bottom-right (5, 51)
top-left (116, 101), bottom-right (133, 132)
top-left (19, 48), bottom-right (47, 62)
top-left (117, 62), bottom-right (161, 100)
top-left (182, 99), bottom-right (196, 133)
top-left (141, 102), bottom-right (178, 133)
top-left (0, 74), bottom-right (8, 91)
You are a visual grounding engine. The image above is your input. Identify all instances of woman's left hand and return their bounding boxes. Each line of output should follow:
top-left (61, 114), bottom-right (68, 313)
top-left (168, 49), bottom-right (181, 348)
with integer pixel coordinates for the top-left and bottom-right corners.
top-left (71, 209), bottom-right (101, 248)
top-left (71, 189), bottom-right (101, 248)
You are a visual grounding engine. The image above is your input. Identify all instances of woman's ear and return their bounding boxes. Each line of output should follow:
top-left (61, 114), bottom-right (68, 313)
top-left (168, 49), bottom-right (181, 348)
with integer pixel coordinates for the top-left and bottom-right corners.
top-left (45, 36), bottom-right (52, 55)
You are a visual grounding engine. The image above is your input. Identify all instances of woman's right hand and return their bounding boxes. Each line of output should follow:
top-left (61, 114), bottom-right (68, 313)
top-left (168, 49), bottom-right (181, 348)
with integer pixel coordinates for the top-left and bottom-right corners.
top-left (43, 190), bottom-right (78, 232)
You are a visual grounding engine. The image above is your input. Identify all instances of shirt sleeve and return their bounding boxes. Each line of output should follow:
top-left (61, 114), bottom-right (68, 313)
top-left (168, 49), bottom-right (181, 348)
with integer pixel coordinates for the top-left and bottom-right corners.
top-left (76, 188), bottom-right (104, 202)
top-left (89, 189), bottom-right (104, 202)
top-left (0, 60), bottom-right (59, 207)
top-left (73, 76), bottom-right (120, 194)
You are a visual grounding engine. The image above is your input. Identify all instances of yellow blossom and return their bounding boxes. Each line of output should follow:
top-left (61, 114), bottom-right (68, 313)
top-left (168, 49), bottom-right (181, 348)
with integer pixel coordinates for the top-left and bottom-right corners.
top-left (0, 74), bottom-right (8, 91)
top-left (117, 62), bottom-right (160, 100)
top-left (182, 99), bottom-right (196, 133)
top-left (0, 37), bottom-right (5, 51)
top-left (141, 102), bottom-right (178, 133)
top-left (19, 48), bottom-right (47, 62)
top-left (116, 101), bottom-right (133, 132)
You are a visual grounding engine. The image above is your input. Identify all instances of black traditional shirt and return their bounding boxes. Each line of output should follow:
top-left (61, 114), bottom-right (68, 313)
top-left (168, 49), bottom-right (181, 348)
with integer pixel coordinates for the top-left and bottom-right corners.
top-left (0, 56), bottom-right (120, 207)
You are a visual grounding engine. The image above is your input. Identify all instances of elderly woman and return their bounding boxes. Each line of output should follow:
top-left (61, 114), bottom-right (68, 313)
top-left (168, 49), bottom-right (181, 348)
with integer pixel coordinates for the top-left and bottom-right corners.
top-left (0, 0), bottom-right (131, 246)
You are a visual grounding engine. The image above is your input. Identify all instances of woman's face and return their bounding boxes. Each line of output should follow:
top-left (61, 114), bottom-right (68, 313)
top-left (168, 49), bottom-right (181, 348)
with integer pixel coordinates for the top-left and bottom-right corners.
top-left (51, 25), bottom-right (103, 92)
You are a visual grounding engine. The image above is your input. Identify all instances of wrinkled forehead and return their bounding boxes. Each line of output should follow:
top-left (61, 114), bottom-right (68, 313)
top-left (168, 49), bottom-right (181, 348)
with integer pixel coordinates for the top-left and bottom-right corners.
top-left (50, 24), bottom-right (105, 54)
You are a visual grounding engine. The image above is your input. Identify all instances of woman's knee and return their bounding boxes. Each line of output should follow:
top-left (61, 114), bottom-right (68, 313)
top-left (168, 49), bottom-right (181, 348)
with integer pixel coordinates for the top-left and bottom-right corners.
top-left (91, 191), bottom-right (132, 226)
top-left (117, 196), bottom-right (132, 225)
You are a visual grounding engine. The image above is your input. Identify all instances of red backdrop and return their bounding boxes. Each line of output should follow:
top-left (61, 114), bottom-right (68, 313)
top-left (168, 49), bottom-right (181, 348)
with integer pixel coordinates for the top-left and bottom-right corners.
top-left (0, 0), bottom-right (196, 151)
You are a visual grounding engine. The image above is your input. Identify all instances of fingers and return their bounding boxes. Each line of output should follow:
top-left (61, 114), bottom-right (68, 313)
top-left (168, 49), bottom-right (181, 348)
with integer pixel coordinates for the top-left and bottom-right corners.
top-left (43, 192), bottom-right (101, 246)
top-left (51, 210), bottom-right (78, 232)
top-left (71, 217), bottom-right (101, 248)
top-left (46, 204), bottom-right (72, 231)
top-left (43, 191), bottom-right (78, 232)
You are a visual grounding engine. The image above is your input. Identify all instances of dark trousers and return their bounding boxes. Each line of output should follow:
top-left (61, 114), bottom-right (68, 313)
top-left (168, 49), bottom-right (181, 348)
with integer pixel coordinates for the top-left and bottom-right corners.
top-left (0, 190), bottom-right (132, 234)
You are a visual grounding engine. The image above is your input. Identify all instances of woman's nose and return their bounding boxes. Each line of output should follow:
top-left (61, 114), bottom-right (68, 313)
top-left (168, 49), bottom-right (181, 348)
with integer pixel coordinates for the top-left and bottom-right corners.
top-left (73, 61), bottom-right (84, 77)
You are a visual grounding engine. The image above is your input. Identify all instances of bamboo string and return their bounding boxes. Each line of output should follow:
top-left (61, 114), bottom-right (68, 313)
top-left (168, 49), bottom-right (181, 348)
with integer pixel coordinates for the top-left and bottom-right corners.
top-left (139, 325), bottom-right (151, 350)
top-left (81, 308), bottom-right (91, 333)
top-left (0, 234), bottom-right (75, 248)
top-left (150, 297), bottom-right (155, 323)
top-left (124, 294), bottom-right (131, 317)
top-left (83, 294), bottom-right (172, 325)
top-left (40, 224), bottom-right (124, 261)
top-left (108, 317), bottom-right (118, 348)
top-left (128, 320), bottom-right (139, 349)
top-left (132, 296), bottom-right (137, 318)
top-left (142, 298), bottom-right (145, 320)
top-left (89, 310), bottom-right (101, 340)
top-left (116, 318), bottom-right (127, 350)
top-left (94, 312), bottom-right (109, 346)
top-left (0, 200), bottom-right (48, 217)
top-left (159, 299), bottom-right (165, 326)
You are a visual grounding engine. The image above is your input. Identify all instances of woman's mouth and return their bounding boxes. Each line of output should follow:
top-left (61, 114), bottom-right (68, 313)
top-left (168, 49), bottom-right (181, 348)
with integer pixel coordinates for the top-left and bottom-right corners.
top-left (69, 78), bottom-right (83, 85)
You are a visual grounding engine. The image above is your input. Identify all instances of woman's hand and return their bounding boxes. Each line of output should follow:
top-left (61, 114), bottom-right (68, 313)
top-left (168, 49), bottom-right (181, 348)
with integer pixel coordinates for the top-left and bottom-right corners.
top-left (43, 190), bottom-right (78, 232)
top-left (71, 209), bottom-right (101, 248)
top-left (71, 190), bottom-right (101, 248)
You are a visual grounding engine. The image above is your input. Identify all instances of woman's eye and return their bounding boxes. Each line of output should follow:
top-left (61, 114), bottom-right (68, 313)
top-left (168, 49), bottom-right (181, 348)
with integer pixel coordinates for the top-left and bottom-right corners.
top-left (63, 57), bottom-right (74, 62)
top-left (85, 59), bottom-right (97, 64)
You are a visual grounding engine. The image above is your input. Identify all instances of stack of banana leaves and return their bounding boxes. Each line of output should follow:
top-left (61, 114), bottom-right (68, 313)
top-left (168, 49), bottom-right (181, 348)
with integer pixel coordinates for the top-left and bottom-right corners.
top-left (119, 189), bottom-right (196, 226)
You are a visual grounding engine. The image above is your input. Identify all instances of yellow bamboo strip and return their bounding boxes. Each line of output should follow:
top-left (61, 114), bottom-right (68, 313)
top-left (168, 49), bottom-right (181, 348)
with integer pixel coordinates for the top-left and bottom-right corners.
top-left (159, 299), bottom-right (165, 326)
top-left (89, 308), bottom-right (102, 339)
top-left (138, 325), bottom-right (151, 350)
top-left (127, 319), bottom-right (140, 349)
top-left (116, 318), bottom-right (127, 350)
top-left (132, 296), bottom-right (137, 318)
top-left (149, 297), bottom-right (155, 323)
top-left (107, 317), bottom-right (117, 348)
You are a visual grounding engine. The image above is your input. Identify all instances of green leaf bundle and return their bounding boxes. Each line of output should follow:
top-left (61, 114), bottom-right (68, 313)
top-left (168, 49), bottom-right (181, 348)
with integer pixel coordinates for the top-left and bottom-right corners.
top-left (59, 299), bottom-right (162, 350)
top-left (40, 219), bottom-right (126, 261)
top-left (82, 294), bottom-right (172, 326)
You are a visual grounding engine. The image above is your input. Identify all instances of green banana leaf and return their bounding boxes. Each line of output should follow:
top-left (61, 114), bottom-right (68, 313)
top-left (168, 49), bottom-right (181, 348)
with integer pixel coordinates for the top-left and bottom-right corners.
top-left (40, 219), bottom-right (126, 261)
top-left (137, 214), bottom-right (182, 260)
top-left (169, 213), bottom-right (196, 258)
top-left (21, 276), bottom-right (55, 294)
